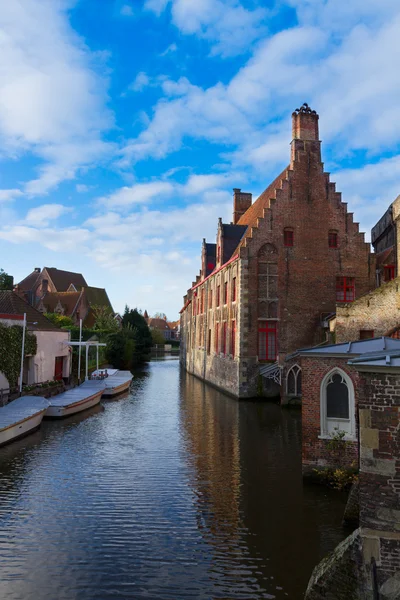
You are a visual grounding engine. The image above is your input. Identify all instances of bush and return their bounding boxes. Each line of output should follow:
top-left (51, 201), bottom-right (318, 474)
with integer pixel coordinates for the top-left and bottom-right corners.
top-left (45, 313), bottom-right (75, 328)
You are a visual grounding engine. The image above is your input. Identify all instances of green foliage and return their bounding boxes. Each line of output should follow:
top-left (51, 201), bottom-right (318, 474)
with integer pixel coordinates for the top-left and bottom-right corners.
top-left (106, 329), bottom-right (136, 370)
top-left (91, 305), bottom-right (120, 332)
top-left (63, 326), bottom-right (111, 342)
top-left (0, 323), bottom-right (37, 388)
top-left (0, 268), bottom-right (13, 290)
top-left (151, 328), bottom-right (165, 345)
top-left (314, 429), bottom-right (358, 491)
top-left (122, 307), bottom-right (152, 363)
top-left (45, 313), bottom-right (75, 328)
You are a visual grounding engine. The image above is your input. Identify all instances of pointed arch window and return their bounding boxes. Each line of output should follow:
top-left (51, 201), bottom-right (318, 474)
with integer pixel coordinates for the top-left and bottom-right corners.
top-left (287, 365), bottom-right (302, 396)
top-left (320, 369), bottom-right (355, 440)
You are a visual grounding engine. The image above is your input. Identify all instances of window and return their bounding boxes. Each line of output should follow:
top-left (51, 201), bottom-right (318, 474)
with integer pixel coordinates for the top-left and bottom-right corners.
top-left (193, 293), bottom-right (197, 316)
top-left (284, 229), bottom-right (294, 247)
top-left (207, 262), bottom-right (215, 272)
top-left (209, 287), bottom-right (213, 309)
top-left (232, 277), bottom-right (236, 302)
top-left (329, 232), bottom-right (338, 248)
top-left (231, 320), bottom-right (236, 357)
top-left (201, 288), bottom-right (204, 313)
top-left (215, 323), bottom-right (219, 353)
top-left (258, 321), bottom-right (277, 361)
top-left (384, 265), bottom-right (395, 282)
top-left (336, 277), bottom-right (355, 302)
top-left (207, 329), bottom-right (211, 354)
top-left (224, 282), bottom-right (228, 304)
top-left (320, 369), bottom-right (355, 439)
top-left (287, 365), bottom-right (302, 396)
top-left (222, 322), bottom-right (227, 355)
top-left (359, 330), bottom-right (374, 340)
top-left (217, 285), bottom-right (220, 307)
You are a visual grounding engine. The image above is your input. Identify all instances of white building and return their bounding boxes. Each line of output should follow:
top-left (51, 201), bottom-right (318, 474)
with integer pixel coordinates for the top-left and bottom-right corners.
top-left (0, 291), bottom-right (71, 388)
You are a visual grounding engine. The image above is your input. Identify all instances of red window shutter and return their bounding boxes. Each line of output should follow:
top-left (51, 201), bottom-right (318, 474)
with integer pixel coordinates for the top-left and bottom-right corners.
top-left (231, 320), bottom-right (236, 357)
top-left (232, 277), bottom-right (236, 302)
top-left (329, 232), bottom-right (338, 248)
top-left (284, 230), bottom-right (294, 247)
top-left (384, 265), bottom-right (395, 282)
top-left (222, 322), bottom-right (227, 355)
top-left (258, 321), bottom-right (277, 360)
top-left (215, 323), bottom-right (219, 353)
top-left (224, 282), bottom-right (228, 304)
top-left (217, 285), bottom-right (220, 307)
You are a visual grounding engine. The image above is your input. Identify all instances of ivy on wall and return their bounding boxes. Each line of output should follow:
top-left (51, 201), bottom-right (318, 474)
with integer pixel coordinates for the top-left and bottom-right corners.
top-left (0, 323), bottom-right (37, 389)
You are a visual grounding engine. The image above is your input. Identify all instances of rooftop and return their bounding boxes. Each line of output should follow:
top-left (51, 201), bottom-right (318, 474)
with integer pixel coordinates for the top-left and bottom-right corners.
top-left (298, 336), bottom-right (400, 357)
top-left (0, 291), bottom-right (61, 331)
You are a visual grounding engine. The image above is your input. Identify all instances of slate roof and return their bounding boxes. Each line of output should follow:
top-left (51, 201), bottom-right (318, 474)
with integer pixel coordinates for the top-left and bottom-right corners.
top-left (222, 224), bottom-right (247, 262)
top-left (45, 268), bottom-right (87, 292)
top-left (349, 349), bottom-right (400, 370)
top-left (298, 337), bottom-right (400, 356)
top-left (0, 291), bottom-right (60, 331)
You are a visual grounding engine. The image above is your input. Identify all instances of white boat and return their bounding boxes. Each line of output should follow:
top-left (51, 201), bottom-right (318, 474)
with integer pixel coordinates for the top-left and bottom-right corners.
top-left (45, 380), bottom-right (106, 418)
top-left (0, 396), bottom-right (49, 447)
top-left (92, 369), bottom-right (133, 397)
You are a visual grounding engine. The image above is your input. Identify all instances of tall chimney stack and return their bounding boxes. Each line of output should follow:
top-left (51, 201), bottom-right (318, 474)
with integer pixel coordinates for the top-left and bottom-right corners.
top-left (233, 188), bottom-right (252, 224)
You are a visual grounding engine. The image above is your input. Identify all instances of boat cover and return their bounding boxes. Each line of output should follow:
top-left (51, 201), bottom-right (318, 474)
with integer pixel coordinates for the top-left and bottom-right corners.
top-left (48, 380), bottom-right (106, 408)
top-left (0, 396), bottom-right (49, 431)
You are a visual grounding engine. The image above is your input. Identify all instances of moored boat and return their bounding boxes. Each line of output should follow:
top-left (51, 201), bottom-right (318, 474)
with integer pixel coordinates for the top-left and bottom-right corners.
top-left (0, 396), bottom-right (49, 447)
top-left (92, 369), bottom-right (133, 397)
top-left (45, 380), bottom-right (105, 418)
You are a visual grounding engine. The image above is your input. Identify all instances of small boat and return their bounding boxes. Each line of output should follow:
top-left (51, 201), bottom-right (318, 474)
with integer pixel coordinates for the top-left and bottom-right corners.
top-left (92, 369), bottom-right (133, 398)
top-left (45, 380), bottom-right (106, 418)
top-left (0, 396), bottom-right (49, 447)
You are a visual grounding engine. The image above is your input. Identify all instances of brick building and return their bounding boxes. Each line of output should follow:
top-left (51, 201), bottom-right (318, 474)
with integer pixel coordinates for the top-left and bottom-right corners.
top-left (180, 104), bottom-right (375, 398)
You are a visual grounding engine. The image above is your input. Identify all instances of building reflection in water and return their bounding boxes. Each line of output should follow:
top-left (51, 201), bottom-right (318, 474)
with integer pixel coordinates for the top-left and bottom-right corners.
top-left (179, 369), bottom-right (349, 598)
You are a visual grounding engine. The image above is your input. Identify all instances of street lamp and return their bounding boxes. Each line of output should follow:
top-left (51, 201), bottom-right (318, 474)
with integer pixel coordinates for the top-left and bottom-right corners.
top-left (19, 313), bottom-right (38, 395)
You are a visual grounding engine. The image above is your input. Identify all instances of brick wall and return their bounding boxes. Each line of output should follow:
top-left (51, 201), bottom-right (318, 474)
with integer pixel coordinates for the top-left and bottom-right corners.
top-left (357, 371), bottom-right (400, 596)
top-left (301, 356), bottom-right (359, 473)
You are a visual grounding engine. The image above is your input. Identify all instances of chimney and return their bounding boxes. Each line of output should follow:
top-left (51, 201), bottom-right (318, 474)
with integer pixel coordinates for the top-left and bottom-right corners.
top-left (233, 188), bottom-right (252, 224)
top-left (34, 267), bottom-right (41, 273)
top-left (292, 103), bottom-right (319, 141)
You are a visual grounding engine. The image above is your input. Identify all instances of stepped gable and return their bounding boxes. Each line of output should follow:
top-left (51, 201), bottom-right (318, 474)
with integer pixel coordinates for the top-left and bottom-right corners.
top-left (41, 291), bottom-right (81, 315)
top-left (237, 167), bottom-right (289, 229)
top-left (45, 268), bottom-right (87, 292)
top-left (0, 291), bottom-right (59, 331)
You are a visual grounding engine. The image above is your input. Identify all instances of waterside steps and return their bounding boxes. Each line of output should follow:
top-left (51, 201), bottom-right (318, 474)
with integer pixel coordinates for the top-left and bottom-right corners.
top-left (45, 380), bottom-right (106, 419)
top-left (92, 370), bottom-right (133, 398)
top-left (0, 396), bottom-right (49, 447)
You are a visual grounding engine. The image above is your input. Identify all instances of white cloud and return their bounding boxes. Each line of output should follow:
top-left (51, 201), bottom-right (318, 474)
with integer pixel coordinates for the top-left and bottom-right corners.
top-left (0, 189), bottom-right (23, 203)
top-left (76, 184), bottom-right (90, 193)
top-left (120, 4), bottom-right (134, 16)
top-left (129, 71), bottom-right (151, 92)
top-left (24, 203), bottom-right (71, 227)
top-left (145, 0), bottom-right (267, 57)
top-left (98, 181), bottom-right (174, 208)
top-left (160, 43), bottom-right (178, 56)
top-left (0, 225), bottom-right (90, 252)
top-left (0, 0), bottom-right (112, 195)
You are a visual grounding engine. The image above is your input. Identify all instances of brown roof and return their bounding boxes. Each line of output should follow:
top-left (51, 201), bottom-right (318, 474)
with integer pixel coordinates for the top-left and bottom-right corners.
top-left (0, 291), bottom-right (61, 331)
top-left (167, 320), bottom-right (179, 329)
top-left (16, 270), bottom-right (40, 292)
top-left (44, 267), bottom-right (87, 292)
top-left (376, 247), bottom-right (395, 268)
top-left (237, 166), bottom-right (289, 228)
top-left (41, 291), bottom-right (81, 316)
top-left (148, 318), bottom-right (171, 331)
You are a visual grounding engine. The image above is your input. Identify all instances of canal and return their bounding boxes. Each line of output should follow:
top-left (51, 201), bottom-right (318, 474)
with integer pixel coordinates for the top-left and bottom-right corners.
top-left (0, 358), bottom-right (350, 599)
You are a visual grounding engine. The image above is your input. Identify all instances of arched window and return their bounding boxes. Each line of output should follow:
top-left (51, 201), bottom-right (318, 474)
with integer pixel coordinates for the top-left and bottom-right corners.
top-left (320, 369), bottom-right (355, 440)
top-left (287, 364), bottom-right (302, 396)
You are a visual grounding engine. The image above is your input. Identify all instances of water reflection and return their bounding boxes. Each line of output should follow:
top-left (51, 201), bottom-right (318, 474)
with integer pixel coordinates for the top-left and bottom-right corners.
top-left (0, 361), bottom-right (348, 600)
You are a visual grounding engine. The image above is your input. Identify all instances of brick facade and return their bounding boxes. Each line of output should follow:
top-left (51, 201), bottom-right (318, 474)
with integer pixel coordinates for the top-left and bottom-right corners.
top-left (180, 105), bottom-right (376, 398)
top-left (301, 355), bottom-right (359, 473)
top-left (335, 277), bottom-right (400, 343)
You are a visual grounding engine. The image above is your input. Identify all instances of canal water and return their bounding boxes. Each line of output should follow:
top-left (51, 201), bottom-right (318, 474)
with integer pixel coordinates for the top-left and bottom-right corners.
top-left (0, 359), bottom-right (350, 600)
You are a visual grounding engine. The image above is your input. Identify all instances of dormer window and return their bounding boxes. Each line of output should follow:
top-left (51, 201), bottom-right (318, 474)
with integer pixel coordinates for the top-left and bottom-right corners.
top-left (284, 229), bottom-right (294, 247)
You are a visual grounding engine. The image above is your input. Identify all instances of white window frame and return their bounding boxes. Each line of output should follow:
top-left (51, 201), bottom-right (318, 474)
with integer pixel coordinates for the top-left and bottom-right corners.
top-left (286, 364), bottom-right (302, 396)
top-left (319, 368), bottom-right (356, 441)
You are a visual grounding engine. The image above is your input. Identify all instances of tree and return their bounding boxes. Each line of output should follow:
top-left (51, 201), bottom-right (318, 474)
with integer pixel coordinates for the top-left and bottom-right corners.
top-left (91, 305), bottom-right (120, 332)
top-left (44, 313), bottom-right (75, 328)
top-left (153, 312), bottom-right (168, 320)
top-left (151, 328), bottom-right (165, 345)
top-left (0, 268), bottom-right (13, 290)
top-left (122, 307), bottom-right (152, 363)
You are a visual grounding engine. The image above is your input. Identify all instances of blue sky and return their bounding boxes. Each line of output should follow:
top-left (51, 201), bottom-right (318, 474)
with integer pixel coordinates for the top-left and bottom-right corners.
top-left (1, 0), bottom-right (400, 319)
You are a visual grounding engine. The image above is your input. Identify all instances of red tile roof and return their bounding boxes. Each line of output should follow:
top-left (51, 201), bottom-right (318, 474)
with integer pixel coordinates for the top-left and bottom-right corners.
top-left (45, 268), bottom-right (87, 292)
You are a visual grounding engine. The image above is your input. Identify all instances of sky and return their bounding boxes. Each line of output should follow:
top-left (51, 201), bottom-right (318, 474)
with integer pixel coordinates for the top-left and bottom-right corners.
top-left (1, 0), bottom-right (400, 319)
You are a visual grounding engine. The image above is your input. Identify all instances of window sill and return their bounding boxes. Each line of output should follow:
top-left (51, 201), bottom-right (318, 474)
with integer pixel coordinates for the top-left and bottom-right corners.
top-left (318, 434), bottom-right (357, 442)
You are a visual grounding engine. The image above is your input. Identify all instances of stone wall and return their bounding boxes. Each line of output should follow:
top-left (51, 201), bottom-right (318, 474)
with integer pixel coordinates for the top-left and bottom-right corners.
top-left (301, 356), bottom-right (359, 473)
top-left (335, 277), bottom-right (400, 343)
top-left (357, 371), bottom-right (400, 598)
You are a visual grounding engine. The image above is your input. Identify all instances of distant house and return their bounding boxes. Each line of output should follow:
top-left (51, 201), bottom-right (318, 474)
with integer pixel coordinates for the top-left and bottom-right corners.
top-left (15, 267), bottom-right (115, 328)
top-left (0, 291), bottom-right (71, 386)
top-left (147, 317), bottom-right (172, 341)
top-left (167, 320), bottom-right (180, 341)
